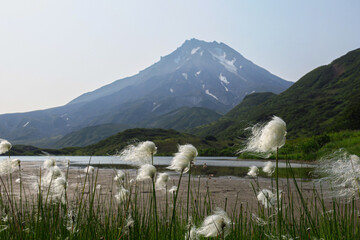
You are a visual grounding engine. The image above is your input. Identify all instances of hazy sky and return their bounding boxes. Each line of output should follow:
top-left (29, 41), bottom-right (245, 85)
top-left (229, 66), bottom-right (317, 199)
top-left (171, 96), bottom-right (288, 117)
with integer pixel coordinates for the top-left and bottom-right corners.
top-left (1, 0), bottom-right (359, 114)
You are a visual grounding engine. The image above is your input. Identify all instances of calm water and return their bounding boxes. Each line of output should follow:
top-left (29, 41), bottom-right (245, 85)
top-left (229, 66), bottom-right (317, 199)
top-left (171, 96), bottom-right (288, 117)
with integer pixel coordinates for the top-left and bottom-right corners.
top-left (13, 155), bottom-right (314, 168)
top-left (13, 156), bottom-right (315, 178)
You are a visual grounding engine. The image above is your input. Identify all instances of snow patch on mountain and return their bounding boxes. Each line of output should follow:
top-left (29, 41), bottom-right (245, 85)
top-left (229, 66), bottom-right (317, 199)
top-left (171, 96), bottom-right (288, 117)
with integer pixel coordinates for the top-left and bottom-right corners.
top-left (195, 70), bottom-right (201, 77)
top-left (219, 73), bottom-right (229, 84)
top-left (23, 121), bottom-right (30, 128)
top-left (191, 47), bottom-right (200, 55)
top-left (205, 89), bottom-right (219, 101)
top-left (221, 82), bottom-right (229, 92)
top-left (211, 51), bottom-right (237, 74)
top-left (152, 104), bottom-right (161, 112)
top-left (170, 88), bottom-right (174, 93)
top-left (182, 73), bottom-right (188, 79)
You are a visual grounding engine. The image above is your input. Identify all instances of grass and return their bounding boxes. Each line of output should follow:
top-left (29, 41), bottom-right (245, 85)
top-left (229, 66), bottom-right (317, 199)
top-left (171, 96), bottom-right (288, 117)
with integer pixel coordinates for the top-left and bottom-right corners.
top-left (0, 155), bottom-right (358, 239)
top-left (239, 130), bottom-right (360, 161)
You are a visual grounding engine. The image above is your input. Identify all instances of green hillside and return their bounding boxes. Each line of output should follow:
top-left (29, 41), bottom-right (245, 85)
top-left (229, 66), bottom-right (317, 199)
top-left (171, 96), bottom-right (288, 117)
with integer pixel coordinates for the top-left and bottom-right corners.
top-left (52, 123), bottom-right (131, 148)
top-left (8, 128), bottom-right (233, 156)
top-left (142, 107), bottom-right (222, 130)
top-left (193, 92), bottom-right (276, 139)
top-left (67, 128), bottom-right (233, 156)
top-left (195, 48), bottom-right (360, 140)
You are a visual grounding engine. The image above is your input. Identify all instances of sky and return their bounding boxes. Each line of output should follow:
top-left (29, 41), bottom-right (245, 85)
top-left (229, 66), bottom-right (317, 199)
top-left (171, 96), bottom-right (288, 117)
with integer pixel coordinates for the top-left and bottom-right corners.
top-left (1, 0), bottom-right (359, 114)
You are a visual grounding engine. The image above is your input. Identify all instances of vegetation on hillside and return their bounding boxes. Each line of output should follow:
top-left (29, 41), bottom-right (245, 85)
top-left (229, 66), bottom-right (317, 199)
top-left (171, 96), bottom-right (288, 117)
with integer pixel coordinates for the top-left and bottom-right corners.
top-left (5, 129), bottom-right (360, 162)
top-left (239, 130), bottom-right (360, 161)
top-left (6, 128), bottom-right (236, 157)
top-left (195, 48), bottom-right (360, 140)
top-left (52, 123), bottom-right (131, 148)
top-left (141, 107), bottom-right (222, 131)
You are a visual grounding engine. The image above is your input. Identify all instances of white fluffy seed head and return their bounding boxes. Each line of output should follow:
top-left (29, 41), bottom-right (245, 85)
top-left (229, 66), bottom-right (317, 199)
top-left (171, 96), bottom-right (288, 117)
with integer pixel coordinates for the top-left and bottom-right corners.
top-left (257, 189), bottom-right (279, 208)
top-left (252, 213), bottom-right (269, 226)
top-left (0, 158), bottom-right (19, 175)
top-left (40, 164), bottom-right (67, 203)
top-left (11, 159), bottom-right (20, 168)
top-left (315, 149), bottom-right (360, 199)
top-left (136, 164), bottom-right (156, 181)
top-left (51, 177), bottom-right (67, 203)
top-left (125, 215), bottom-right (134, 229)
top-left (240, 116), bottom-right (287, 158)
top-left (155, 172), bottom-right (169, 190)
top-left (263, 161), bottom-right (275, 176)
top-left (114, 170), bottom-right (125, 182)
top-left (54, 177), bottom-right (67, 188)
top-left (0, 139), bottom-right (12, 154)
top-left (44, 158), bottom-right (57, 169)
top-left (350, 154), bottom-right (360, 163)
top-left (84, 166), bottom-right (95, 174)
top-left (186, 226), bottom-right (198, 240)
top-left (247, 166), bottom-right (259, 177)
top-left (118, 141), bottom-right (157, 165)
top-left (167, 144), bottom-right (198, 173)
top-left (139, 141), bottom-right (157, 156)
top-left (115, 186), bottom-right (129, 204)
top-left (196, 208), bottom-right (232, 238)
top-left (43, 166), bottom-right (64, 185)
top-left (169, 185), bottom-right (177, 194)
top-left (185, 216), bottom-right (198, 240)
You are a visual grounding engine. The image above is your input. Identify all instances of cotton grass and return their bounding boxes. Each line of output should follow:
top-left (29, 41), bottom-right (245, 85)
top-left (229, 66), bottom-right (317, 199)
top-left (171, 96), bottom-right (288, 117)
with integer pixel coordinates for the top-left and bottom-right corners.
top-left (263, 161), bottom-right (275, 176)
top-left (169, 186), bottom-right (177, 194)
top-left (315, 149), bottom-right (360, 199)
top-left (167, 144), bottom-right (198, 173)
top-left (240, 116), bottom-right (286, 158)
top-left (40, 164), bottom-right (67, 203)
top-left (84, 166), bottom-right (95, 174)
top-left (118, 141), bottom-right (157, 165)
top-left (257, 189), bottom-right (279, 209)
top-left (43, 158), bottom-right (57, 169)
top-left (155, 172), bottom-right (169, 190)
top-left (114, 170), bottom-right (125, 183)
top-left (0, 158), bottom-right (19, 175)
top-left (136, 164), bottom-right (156, 181)
top-left (247, 166), bottom-right (259, 177)
top-left (0, 139), bottom-right (12, 154)
top-left (196, 208), bottom-right (232, 238)
top-left (114, 186), bottom-right (129, 204)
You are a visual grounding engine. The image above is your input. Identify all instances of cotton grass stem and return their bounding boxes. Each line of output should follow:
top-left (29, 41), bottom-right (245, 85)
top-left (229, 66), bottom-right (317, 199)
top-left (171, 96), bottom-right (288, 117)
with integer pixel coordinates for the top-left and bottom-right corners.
top-left (18, 161), bottom-right (22, 221)
top-left (0, 175), bottom-right (20, 232)
top-left (169, 169), bottom-right (184, 239)
top-left (186, 164), bottom-right (191, 222)
top-left (152, 178), bottom-right (158, 239)
top-left (276, 147), bottom-right (281, 235)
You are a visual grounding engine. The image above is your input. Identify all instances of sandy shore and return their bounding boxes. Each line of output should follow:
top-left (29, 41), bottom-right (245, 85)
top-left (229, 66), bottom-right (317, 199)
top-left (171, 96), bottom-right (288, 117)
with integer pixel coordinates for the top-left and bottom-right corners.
top-left (0, 160), bottom-right (327, 214)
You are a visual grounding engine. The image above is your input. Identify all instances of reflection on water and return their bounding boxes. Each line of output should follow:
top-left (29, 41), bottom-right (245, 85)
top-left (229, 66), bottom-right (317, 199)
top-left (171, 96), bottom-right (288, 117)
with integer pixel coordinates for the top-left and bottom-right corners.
top-left (13, 155), bottom-right (315, 179)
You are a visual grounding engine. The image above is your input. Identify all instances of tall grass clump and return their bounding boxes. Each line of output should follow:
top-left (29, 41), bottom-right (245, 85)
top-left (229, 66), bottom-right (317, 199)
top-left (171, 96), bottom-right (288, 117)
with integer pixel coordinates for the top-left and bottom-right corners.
top-left (167, 144), bottom-right (198, 238)
top-left (240, 115), bottom-right (287, 234)
top-left (0, 137), bottom-right (360, 239)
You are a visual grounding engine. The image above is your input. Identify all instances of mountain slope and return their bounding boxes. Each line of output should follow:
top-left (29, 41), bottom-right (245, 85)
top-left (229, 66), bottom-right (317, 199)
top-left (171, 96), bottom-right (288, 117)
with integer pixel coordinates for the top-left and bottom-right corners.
top-left (195, 48), bottom-right (360, 139)
top-left (52, 123), bottom-right (131, 148)
top-left (67, 128), bottom-right (232, 156)
top-left (141, 107), bottom-right (222, 130)
top-left (0, 38), bottom-right (292, 147)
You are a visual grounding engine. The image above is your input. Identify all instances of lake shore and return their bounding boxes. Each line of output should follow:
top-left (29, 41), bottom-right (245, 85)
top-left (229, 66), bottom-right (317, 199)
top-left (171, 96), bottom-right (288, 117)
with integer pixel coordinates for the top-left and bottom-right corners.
top-left (5, 160), bottom-right (324, 212)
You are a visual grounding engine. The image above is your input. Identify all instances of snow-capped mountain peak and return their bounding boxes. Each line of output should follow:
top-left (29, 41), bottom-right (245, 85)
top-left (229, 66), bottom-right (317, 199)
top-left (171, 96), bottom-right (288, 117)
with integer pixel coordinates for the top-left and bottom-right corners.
top-left (0, 38), bottom-right (293, 145)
